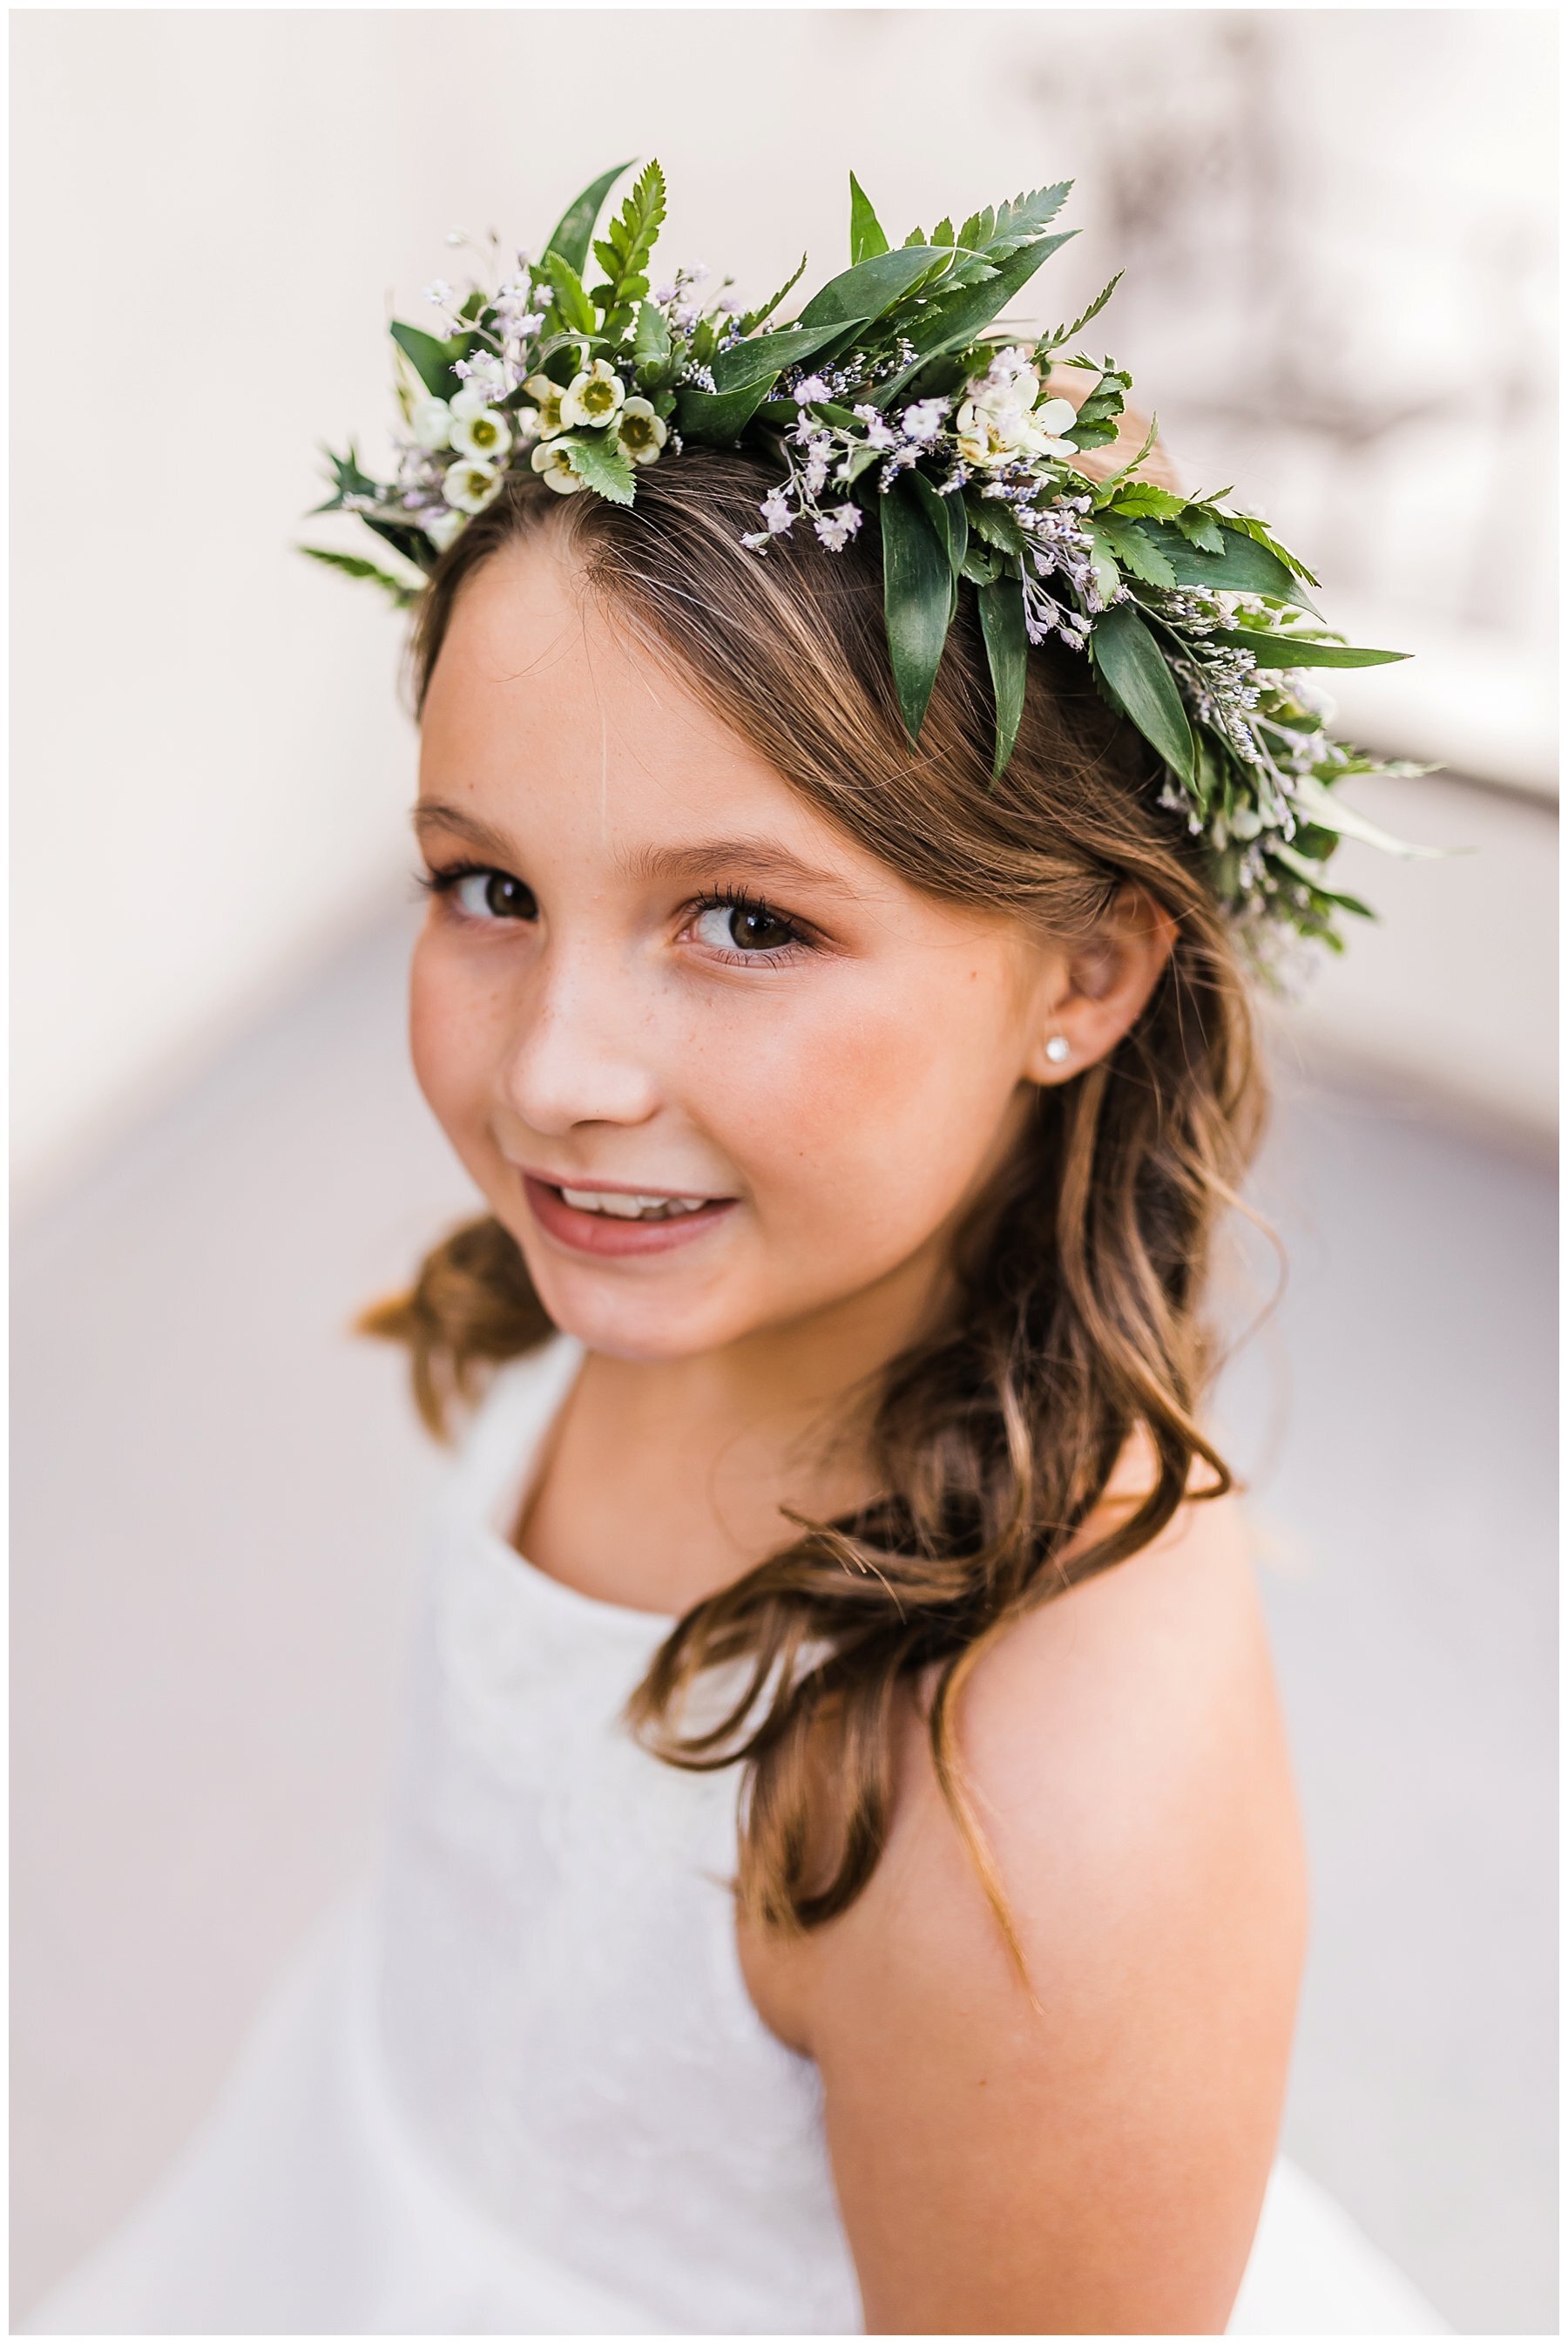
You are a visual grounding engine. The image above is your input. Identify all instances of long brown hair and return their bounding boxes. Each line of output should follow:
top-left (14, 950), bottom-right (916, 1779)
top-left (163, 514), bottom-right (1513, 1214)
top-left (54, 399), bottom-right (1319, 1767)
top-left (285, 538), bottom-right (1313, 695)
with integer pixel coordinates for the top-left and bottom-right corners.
top-left (362, 429), bottom-right (1267, 1972)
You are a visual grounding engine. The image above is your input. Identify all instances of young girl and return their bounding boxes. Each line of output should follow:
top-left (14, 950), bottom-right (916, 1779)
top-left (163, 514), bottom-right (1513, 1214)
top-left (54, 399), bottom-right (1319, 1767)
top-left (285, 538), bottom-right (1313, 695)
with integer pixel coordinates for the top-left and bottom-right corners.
top-left (31, 168), bottom-right (1445, 2334)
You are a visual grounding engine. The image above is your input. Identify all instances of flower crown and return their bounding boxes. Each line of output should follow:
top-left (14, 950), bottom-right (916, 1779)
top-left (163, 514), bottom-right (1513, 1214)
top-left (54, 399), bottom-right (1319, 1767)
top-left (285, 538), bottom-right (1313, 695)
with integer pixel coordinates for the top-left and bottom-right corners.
top-left (302, 160), bottom-right (1430, 969)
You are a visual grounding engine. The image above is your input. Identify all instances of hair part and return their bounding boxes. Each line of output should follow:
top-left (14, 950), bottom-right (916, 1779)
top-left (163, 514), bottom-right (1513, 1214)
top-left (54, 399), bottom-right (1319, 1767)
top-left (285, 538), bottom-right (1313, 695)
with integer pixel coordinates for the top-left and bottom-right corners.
top-left (366, 432), bottom-right (1268, 1986)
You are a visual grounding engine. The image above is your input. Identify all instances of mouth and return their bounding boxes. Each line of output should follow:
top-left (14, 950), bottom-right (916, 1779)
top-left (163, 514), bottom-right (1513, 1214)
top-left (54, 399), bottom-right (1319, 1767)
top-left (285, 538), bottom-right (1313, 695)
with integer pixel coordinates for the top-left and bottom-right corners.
top-left (519, 1170), bottom-right (740, 1258)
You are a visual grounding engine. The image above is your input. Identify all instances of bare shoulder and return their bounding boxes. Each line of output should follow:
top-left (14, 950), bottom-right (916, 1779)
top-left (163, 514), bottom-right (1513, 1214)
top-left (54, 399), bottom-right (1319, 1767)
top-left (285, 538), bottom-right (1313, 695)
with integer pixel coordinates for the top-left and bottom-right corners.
top-left (747, 1467), bottom-right (1308, 2334)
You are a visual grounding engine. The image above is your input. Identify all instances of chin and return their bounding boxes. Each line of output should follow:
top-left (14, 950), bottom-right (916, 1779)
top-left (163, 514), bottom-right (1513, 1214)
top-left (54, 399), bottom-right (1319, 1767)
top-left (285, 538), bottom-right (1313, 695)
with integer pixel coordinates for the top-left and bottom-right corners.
top-left (522, 1253), bottom-right (746, 1365)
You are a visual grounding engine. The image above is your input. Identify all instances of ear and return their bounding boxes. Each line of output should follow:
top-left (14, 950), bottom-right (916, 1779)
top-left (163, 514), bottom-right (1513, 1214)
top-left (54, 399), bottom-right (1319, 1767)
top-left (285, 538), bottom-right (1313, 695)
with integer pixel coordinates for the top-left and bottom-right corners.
top-left (1023, 886), bottom-right (1179, 1086)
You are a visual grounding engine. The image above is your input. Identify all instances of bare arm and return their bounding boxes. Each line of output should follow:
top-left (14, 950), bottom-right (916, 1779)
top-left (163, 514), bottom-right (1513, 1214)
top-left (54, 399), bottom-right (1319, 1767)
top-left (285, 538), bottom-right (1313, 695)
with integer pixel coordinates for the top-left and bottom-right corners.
top-left (755, 1493), bottom-right (1307, 2335)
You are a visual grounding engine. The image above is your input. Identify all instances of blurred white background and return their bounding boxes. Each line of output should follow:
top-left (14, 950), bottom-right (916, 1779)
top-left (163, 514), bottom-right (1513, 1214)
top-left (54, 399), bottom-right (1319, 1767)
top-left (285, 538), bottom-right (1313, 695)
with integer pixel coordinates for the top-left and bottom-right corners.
top-left (11, 7), bottom-right (1558, 2332)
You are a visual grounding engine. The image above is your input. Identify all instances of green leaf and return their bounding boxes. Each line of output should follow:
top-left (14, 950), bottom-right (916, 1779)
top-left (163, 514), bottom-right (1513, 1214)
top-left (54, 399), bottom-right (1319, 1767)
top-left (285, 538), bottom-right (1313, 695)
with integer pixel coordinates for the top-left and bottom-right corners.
top-left (871, 233), bottom-right (1075, 405)
top-left (907, 471), bottom-right (967, 573)
top-left (1133, 521), bottom-right (1322, 616)
top-left (1202, 628), bottom-right (1409, 669)
top-left (632, 299), bottom-right (673, 376)
top-left (960, 545), bottom-right (1000, 586)
top-left (797, 244), bottom-right (951, 329)
top-left (966, 496), bottom-right (1028, 555)
top-left (1090, 600), bottom-right (1196, 782)
top-left (675, 380), bottom-right (775, 444)
top-left (591, 159), bottom-right (667, 336)
top-left (545, 161), bottom-right (633, 275)
top-left (308, 442), bottom-right (385, 514)
top-left (879, 484), bottom-right (954, 742)
top-left (1038, 270), bottom-right (1124, 356)
top-left (978, 578), bottom-right (1030, 779)
top-left (296, 544), bottom-right (423, 608)
top-left (542, 250), bottom-right (598, 338)
top-left (709, 318), bottom-right (856, 394)
top-left (739, 254), bottom-right (808, 336)
top-left (389, 321), bottom-right (472, 402)
top-left (361, 513), bottom-right (436, 571)
top-left (1270, 839), bottom-right (1375, 914)
top-left (1289, 772), bottom-right (1443, 857)
top-left (1104, 484), bottom-right (1188, 521)
top-left (848, 172), bottom-right (889, 265)
top-left (1092, 514), bottom-right (1177, 590)
top-left (1171, 505), bottom-right (1226, 555)
top-left (982, 181), bottom-right (1073, 254)
top-left (1217, 509), bottom-right (1320, 586)
top-left (564, 432), bottom-right (636, 505)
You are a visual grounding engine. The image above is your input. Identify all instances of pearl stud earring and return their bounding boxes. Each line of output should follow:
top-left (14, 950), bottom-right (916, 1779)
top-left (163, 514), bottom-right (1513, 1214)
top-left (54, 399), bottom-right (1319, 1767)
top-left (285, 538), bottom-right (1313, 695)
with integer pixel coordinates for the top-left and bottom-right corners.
top-left (1044, 1034), bottom-right (1071, 1064)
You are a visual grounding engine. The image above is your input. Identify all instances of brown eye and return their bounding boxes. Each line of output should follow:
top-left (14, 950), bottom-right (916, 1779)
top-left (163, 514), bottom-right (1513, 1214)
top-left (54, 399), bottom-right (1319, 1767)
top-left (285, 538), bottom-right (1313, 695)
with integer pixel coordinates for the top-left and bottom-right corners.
top-left (454, 869), bottom-right (537, 921)
top-left (693, 900), bottom-right (801, 954)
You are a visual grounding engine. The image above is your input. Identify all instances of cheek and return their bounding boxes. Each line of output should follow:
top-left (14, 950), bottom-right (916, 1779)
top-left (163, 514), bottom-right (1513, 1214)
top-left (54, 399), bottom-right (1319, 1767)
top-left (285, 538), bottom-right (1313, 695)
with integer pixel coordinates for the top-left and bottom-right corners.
top-left (714, 961), bottom-right (1025, 1246)
top-left (408, 928), bottom-right (504, 1145)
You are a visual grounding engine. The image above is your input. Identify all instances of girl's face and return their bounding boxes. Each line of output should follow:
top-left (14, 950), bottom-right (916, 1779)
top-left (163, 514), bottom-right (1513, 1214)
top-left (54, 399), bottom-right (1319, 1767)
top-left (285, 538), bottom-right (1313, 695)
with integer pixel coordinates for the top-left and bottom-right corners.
top-left (410, 534), bottom-right (1074, 1368)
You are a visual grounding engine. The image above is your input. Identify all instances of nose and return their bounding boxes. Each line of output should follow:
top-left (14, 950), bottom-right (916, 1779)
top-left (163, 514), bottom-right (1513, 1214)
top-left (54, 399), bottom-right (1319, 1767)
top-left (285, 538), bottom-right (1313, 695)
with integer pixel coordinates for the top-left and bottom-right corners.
top-left (497, 943), bottom-right (662, 1138)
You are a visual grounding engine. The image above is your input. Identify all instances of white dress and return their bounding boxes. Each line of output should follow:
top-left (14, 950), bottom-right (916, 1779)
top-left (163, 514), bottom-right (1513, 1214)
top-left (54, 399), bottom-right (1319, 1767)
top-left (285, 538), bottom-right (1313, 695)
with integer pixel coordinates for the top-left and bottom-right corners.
top-left (29, 1335), bottom-right (1447, 2335)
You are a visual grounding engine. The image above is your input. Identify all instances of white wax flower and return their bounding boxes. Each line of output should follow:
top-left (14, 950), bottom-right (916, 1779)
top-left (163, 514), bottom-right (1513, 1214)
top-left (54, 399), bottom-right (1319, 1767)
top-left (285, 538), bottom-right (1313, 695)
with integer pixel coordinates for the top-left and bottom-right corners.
top-left (442, 458), bottom-right (503, 514)
top-left (450, 404), bottom-right (512, 464)
top-left (616, 398), bottom-right (667, 467)
top-left (410, 397), bottom-right (453, 451)
top-left (560, 360), bottom-right (625, 430)
top-left (531, 439), bottom-right (585, 495)
top-left (523, 374), bottom-right (566, 437)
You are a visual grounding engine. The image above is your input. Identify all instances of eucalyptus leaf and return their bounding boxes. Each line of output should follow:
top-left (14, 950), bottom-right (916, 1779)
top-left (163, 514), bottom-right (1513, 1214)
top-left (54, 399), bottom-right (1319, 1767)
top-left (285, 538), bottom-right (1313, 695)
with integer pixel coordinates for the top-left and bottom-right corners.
top-left (542, 250), bottom-right (598, 338)
top-left (675, 379), bottom-right (776, 444)
top-left (848, 172), bottom-right (889, 264)
top-left (1289, 772), bottom-right (1444, 857)
top-left (1202, 628), bottom-right (1408, 668)
top-left (389, 321), bottom-right (472, 402)
top-left (879, 484), bottom-right (953, 742)
top-left (871, 233), bottom-right (1074, 406)
top-left (1090, 600), bottom-right (1196, 782)
top-left (797, 244), bottom-right (950, 329)
top-left (978, 577), bottom-right (1030, 779)
top-left (545, 160), bottom-right (633, 275)
top-left (710, 318), bottom-right (857, 395)
top-left (907, 471), bottom-right (967, 574)
top-left (1136, 521), bottom-right (1322, 617)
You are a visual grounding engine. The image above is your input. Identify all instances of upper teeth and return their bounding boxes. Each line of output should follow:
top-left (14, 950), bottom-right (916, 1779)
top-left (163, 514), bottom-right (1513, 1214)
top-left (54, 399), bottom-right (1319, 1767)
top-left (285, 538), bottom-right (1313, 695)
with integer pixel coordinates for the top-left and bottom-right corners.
top-left (559, 1187), bottom-right (711, 1219)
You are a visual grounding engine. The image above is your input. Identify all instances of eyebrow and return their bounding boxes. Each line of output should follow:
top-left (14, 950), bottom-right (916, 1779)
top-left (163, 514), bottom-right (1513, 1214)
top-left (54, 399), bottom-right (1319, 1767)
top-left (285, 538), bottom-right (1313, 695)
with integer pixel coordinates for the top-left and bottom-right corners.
top-left (413, 803), bottom-right (855, 899)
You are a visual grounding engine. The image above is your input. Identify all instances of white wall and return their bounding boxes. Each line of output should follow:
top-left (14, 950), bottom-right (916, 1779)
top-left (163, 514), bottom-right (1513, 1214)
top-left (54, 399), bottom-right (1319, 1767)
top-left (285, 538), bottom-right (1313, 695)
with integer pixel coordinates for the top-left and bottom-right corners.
top-left (12, 9), bottom-right (1557, 1201)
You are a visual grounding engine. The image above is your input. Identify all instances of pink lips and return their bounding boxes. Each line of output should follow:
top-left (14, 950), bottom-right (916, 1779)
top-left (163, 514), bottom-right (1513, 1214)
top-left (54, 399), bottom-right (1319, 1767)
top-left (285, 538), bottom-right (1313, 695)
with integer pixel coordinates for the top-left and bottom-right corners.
top-left (521, 1172), bottom-right (739, 1258)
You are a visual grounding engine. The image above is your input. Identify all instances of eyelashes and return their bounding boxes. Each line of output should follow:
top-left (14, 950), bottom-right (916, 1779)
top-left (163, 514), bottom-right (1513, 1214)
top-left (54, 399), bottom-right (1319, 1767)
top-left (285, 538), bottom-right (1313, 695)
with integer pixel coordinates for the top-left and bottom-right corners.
top-left (415, 864), bottom-right (815, 965)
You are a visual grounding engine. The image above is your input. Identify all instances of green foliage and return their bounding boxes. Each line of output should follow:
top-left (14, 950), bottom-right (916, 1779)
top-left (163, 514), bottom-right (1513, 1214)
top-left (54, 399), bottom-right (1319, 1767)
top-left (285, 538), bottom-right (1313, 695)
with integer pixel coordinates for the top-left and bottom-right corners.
top-left (389, 321), bottom-right (473, 402)
top-left (1092, 513), bottom-right (1177, 590)
top-left (632, 299), bottom-right (674, 380)
top-left (906, 471), bottom-right (967, 573)
top-left (879, 484), bottom-right (954, 742)
top-left (738, 255), bottom-right (808, 336)
top-left (1038, 272), bottom-right (1124, 357)
top-left (308, 443), bottom-right (383, 515)
top-left (545, 161), bottom-right (633, 275)
top-left (797, 244), bottom-right (950, 329)
top-left (566, 433), bottom-right (635, 505)
top-left (591, 159), bottom-right (667, 338)
top-left (1202, 628), bottom-right (1409, 669)
top-left (1090, 601), bottom-right (1196, 783)
top-left (1218, 509), bottom-right (1321, 586)
top-left (965, 497), bottom-right (1028, 556)
top-left (978, 578), bottom-right (1030, 779)
top-left (1134, 521), bottom-right (1322, 616)
top-left (1171, 505), bottom-right (1226, 555)
top-left (848, 173), bottom-right (889, 264)
top-left (1290, 772), bottom-right (1442, 857)
top-left (297, 544), bottom-right (422, 607)
top-left (542, 250), bottom-right (598, 339)
top-left (872, 234), bottom-right (1075, 408)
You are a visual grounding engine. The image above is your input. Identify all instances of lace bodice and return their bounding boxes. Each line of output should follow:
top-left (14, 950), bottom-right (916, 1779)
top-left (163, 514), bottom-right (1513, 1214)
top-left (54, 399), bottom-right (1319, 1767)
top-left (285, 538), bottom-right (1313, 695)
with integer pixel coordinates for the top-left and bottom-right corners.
top-left (368, 1334), bottom-right (863, 2334)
